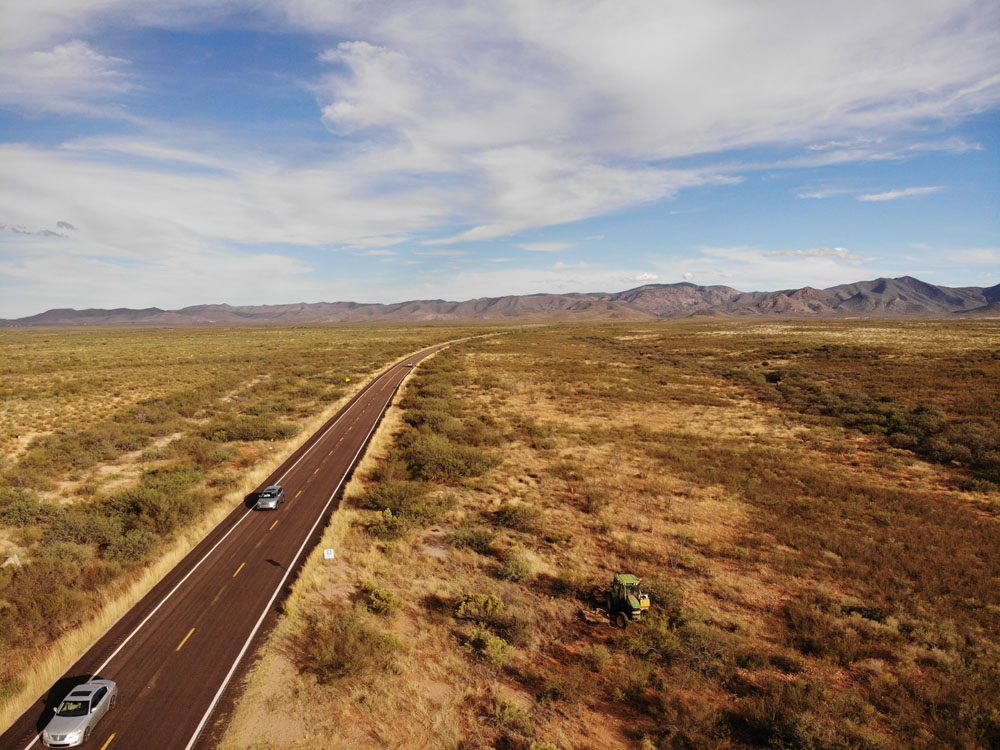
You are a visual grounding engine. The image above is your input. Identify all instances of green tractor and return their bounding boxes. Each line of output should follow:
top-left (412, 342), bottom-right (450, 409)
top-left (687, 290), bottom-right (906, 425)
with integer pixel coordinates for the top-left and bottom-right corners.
top-left (608, 573), bottom-right (650, 628)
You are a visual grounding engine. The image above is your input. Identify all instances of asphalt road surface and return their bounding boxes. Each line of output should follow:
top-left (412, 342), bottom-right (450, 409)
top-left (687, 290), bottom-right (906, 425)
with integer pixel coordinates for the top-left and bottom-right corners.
top-left (0, 343), bottom-right (450, 750)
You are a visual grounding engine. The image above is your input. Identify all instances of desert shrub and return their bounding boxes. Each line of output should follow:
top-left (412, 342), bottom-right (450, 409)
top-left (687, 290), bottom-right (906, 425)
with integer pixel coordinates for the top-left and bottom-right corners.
top-left (729, 677), bottom-right (884, 749)
top-left (641, 579), bottom-right (686, 627)
top-left (548, 568), bottom-right (592, 601)
top-left (496, 548), bottom-right (533, 582)
top-left (202, 415), bottom-right (298, 442)
top-left (539, 664), bottom-right (596, 703)
top-left (359, 480), bottom-right (454, 534)
top-left (286, 604), bottom-right (401, 684)
top-left (447, 524), bottom-right (497, 553)
top-left (171, 436), bottom-right (234, 469)
top-left (357, 479), bottom-right (428, 509)
top-left (104, 529), bottom-right (160, 563)
top-left (401, 432), bottom-right (497, 483)
top-left (581, 486), bottom-right (610, 514)
top-left (487, 698), bottom-right (534, 736)
top-left (455, 593), bottom-right (506, 624)
top-left (458, 416), bottom-right (506, 447)
top-left (468, 626), bottom-right (513, 668)
top-left (769, 651), bottom-right (804, 674)
top-left (784, 599), bottom-right (863, 666)
top-left (621, 611), bottom-right (684, 664)
top-left (367, 508), bottom-right (411, 540)
top-left (580, 644), bottom-right (611, 672)
top-left (494, 503), bottom-right (543, 533)
top-left (360, 582), bottom-right (400, 616)
top-left (46, 510), bottom-right (123, 548)
top-left (0, 489), bottom-right (57, 526)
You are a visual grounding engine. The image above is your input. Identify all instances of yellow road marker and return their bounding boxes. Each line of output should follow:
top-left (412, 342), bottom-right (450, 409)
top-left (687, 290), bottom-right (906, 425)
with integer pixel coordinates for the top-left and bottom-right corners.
top-left (176, 628), bottom-right (195, 652)
top-left (269, 518), bottom-right (279, 531)
top-left (99, 734), bottom-right (116, 750)
top-left (232, 562), bottom-right (245, 578)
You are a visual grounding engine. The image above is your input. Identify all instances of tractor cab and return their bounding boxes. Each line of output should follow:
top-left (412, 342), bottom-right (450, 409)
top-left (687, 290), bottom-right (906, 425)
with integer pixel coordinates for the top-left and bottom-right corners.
top-left (609, 573), bottom-right (650, 627)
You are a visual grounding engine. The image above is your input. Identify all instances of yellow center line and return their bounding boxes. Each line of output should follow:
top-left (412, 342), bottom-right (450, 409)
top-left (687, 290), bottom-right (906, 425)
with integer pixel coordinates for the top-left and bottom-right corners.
top-left (176, 627), bottom-right (195, 652)
top-left (295, 489), bottom-right (303, 498)
top-left (312, 467), bottom-right (320, 475)
top-left (99, 733), bottom-right (116, 750)
top-left (232, 562), bottom-right (245, 578)
top-left (269, 518), bottom-right (279, 531)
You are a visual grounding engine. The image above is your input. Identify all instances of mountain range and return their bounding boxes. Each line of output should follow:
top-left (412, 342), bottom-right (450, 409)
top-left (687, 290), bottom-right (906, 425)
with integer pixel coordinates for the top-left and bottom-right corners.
top-left (5, 276), bottom-right (999, 326)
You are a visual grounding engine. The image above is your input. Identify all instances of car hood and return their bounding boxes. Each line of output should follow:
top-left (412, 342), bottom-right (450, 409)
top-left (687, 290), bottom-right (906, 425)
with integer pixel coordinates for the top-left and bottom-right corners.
top-left (45, 713), bottom-right (89, 736)
top-left (256, 499), bottom-right (277, 507)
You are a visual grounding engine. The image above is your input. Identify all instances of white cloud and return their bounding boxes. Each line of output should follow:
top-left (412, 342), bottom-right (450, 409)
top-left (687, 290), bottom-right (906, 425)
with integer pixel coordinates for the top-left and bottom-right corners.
top-left (0, 40), bottom-right (133, 115)
top-left (0, 241), bottom-right (324, 318)
top-left (628, 272), bottom-right (659, 283)
top-left (954, 248), bottom-right (1000, 265)
top-left (1, 1), bottom-right (998, 313)
top-left (795, 186), bottom-right (857, 200)
top-left (413, 249), bottom-right (471, 258)
top-left (516, 242), bottom-right (574, 253)
top-left (672, 245), bottom-right (881, 291)
top-left (858, 186), bottom-right (943, 202)
top-left (765, 247), bottom-right (861, 260)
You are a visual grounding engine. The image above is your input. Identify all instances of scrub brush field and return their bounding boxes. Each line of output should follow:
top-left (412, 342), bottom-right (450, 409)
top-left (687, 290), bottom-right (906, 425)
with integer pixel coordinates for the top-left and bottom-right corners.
top-left (221, 321), bottom-right (999, 749)
top-left (0, 324), bottom-right (479, 728)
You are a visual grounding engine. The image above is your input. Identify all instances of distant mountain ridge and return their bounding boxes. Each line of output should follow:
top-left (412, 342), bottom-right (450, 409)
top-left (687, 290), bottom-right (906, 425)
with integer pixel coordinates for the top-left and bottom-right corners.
top-left (5, 276), bottom-right (999, 326)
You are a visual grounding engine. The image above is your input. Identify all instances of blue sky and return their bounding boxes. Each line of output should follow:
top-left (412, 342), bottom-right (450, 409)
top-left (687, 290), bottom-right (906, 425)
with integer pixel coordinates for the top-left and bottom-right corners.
top-left (1, 1), bottom-right (998, 317)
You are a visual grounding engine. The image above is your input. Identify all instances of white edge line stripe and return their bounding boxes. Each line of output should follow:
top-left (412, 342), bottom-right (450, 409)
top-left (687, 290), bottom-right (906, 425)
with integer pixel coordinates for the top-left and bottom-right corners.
top-left (182, 372), bottom-right (409, 750)
top-left (20, 353), bottom-right (429, 750)
top-left (20, 506), bottom-right (255, 750)
top-left (273, 365), bottom-right (397, 486)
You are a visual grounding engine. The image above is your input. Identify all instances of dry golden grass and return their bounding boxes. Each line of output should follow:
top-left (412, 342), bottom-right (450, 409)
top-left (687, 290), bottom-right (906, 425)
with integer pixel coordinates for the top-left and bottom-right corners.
top-left (219, 320), bottom-right (999, 749)
top-left (0, 327), bottom-right (485, 729)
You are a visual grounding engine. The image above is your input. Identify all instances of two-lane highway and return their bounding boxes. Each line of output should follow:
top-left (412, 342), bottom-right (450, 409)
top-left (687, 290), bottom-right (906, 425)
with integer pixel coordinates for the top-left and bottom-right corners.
top-left (0, 343), bottom-right (449, 750)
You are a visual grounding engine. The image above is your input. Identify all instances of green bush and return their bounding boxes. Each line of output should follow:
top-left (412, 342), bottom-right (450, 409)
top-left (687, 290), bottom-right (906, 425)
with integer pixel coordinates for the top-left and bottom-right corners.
top-left (455, 593), bottom-right (506, 624)
top-left (468, 625), bottom-right (512, 668)
top-left (366, 508), bottom-right (411, 540)
top-left (0, 489), bottom-right (57, 526)
top-left (494, 503), bottom-right (543, 533)
top-left (202, 415), bottom-right (299, 442)
top-left (621, 611), bottom-right (684, 664)
top-left (447, 524), bottom-right (497, 554)
top-left (104, 529), bottom-right (160, 563)
top-left (401, 432), bottom-right (497, 483)
top-left (580, 644), bottom-right (611, 672)
top-left (496, 549), bottom-right (533, 582)
top-left (361, 582), bottom-right (400, 616)
top-left (286, 604), bottom-right (401, 684)
top-left (46, 510), bottom-right (123, 548)
top-left (487, 698), bottom-right (534, 736)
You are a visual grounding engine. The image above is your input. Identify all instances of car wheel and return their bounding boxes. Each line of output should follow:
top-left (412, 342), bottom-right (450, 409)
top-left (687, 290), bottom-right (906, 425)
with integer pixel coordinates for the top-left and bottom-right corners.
top-left (83, 726), bottom-right (92, 742)
top-left (110, 694), bottom-right (117, 710)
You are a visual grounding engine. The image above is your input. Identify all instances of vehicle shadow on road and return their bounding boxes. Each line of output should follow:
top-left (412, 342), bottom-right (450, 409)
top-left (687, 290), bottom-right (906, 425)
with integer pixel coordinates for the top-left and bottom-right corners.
top-left (35, 675), bottom-right (99, 732)
top-left (243, 492), bottom-right (260, 510)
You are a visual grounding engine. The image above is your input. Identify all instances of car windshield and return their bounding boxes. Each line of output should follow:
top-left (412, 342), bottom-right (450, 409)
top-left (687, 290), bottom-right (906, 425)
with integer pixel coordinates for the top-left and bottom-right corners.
top-left (260, 491), bottom-right (275, 498)
top-left (56, 699), bottom-right (89, 717)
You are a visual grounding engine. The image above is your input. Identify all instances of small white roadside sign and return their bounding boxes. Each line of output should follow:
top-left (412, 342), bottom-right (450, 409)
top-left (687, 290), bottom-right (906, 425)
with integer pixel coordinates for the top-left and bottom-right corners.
top-left (323, 548), bottom-right (335, 560)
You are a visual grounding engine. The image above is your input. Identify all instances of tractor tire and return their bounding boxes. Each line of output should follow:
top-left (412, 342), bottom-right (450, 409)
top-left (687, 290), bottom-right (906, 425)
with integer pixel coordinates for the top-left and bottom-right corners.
top-left (614, 612), bottom-right (629, 629)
